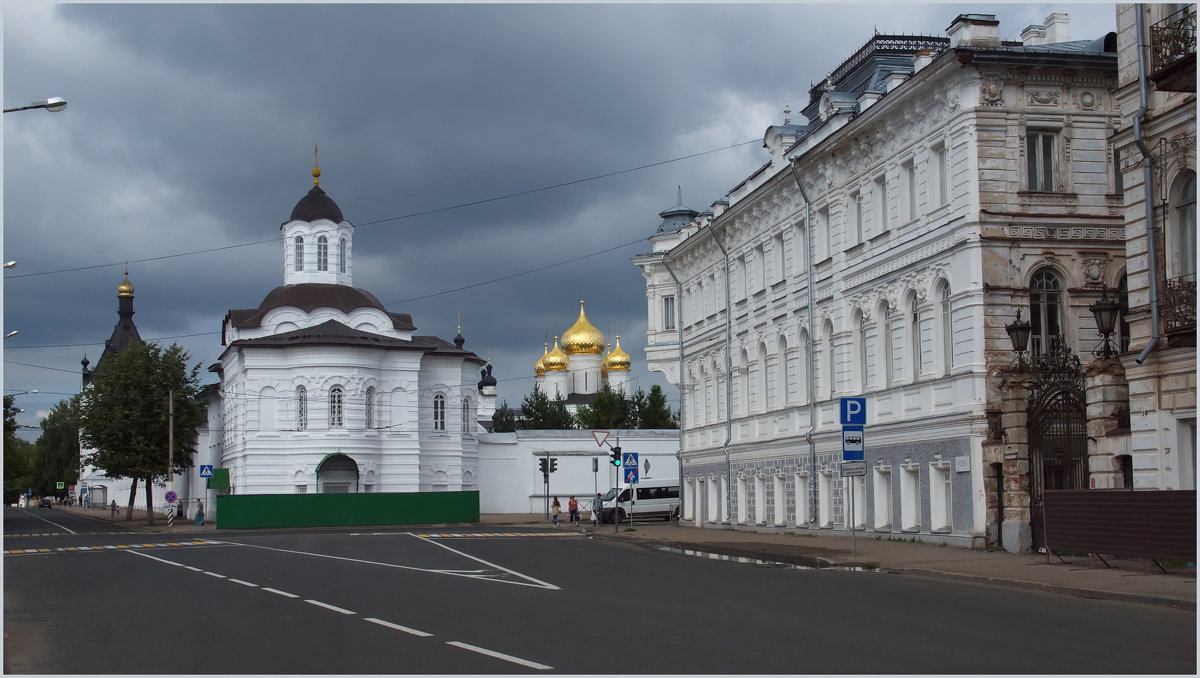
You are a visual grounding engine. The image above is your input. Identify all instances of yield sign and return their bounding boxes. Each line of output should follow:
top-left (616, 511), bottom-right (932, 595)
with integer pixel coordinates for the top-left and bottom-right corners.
top-left (591, 431), bottom-right (610, 448)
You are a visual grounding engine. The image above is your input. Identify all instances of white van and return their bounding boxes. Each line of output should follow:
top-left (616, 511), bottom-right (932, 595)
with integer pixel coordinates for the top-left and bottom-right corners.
top-left (599, 480), bottom-right (680, 522)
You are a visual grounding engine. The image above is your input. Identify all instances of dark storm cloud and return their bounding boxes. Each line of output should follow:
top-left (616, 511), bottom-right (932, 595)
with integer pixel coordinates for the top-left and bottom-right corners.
top-left (3, 2), bottom-right (1118, 431)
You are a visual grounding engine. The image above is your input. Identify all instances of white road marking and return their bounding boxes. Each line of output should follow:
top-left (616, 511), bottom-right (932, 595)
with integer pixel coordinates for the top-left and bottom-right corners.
top-left (228, 578), bottom-right (258, 587)
top-left (305, 599), bottom-right (356, 615)
top-left (262, 587), bottom-right (299, 598)
top-left (410, 534), bottom-right (561, 590)
top-left (445, 641), bottom-right (553, 670)
top-left (18, 508), bottom-right (78, 535)
top-left (126, 550), bottom-right (182, 567)
top-left (185, 566), bottom-right (204, 572)
top-left (204, 571), bottom-right (226, 578)
top-left (363, 617), bottom-right (433, 637)
top-left (218, 540), bottom-right (560, 590)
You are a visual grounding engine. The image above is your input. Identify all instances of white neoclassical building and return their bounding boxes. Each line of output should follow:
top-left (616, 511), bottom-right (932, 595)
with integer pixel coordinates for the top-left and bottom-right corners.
top-left (214, 161), bottom-right (489, 495)
top-left (635, 13), bottom-right (1125, 551)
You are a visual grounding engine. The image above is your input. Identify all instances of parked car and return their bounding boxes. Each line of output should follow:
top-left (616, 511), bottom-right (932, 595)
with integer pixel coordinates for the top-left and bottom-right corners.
top-left (599, 481), bottom-right (680, 522)
top-left (39, 497), bottom-right (53, 508)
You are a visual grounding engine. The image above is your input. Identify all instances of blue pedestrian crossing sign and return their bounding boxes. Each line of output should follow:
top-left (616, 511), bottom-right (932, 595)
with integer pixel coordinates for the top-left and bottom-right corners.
top-left (199, 465), bottom-right (214, 478)
top-left (622, 452), bottom-right (639, 469)
top-left (625, 468), bottom-right (639, 484)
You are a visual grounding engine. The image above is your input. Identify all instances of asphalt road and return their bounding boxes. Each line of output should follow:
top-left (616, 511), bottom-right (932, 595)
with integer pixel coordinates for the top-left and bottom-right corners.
top-left (5, 507), bottom-right (1196, 674)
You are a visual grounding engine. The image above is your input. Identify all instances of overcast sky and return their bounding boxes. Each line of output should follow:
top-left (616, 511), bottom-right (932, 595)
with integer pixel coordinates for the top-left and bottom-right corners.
top-left (3, 1), bottom-right (1118, 438)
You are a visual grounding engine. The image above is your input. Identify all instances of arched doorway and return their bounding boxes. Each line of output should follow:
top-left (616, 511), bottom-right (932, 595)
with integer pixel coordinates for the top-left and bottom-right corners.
top-left (1027, 337), bottom-right (1086, 550)
top-left (316, 454), bottom-right (359, 493)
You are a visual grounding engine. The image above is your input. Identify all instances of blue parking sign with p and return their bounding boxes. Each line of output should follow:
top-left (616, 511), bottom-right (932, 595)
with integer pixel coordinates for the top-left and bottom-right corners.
top-left (840, 397), bottom-right (866, 426)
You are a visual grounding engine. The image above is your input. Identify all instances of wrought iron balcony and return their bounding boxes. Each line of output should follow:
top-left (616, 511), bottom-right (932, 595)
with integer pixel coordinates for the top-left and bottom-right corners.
top-left (1161, 274), bottom-right (1196, 342)
top-left (1150, 5), bottom-right (1197, 92)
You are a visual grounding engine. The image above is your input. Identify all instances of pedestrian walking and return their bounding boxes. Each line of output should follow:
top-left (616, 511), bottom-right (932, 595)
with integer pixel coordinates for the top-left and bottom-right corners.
top-left (567, 495), bottom-right (579, 526)
top-left (591, 493), bottom-right (603, 526)
top-left (194, 498), bottom-right (205, 526)
top-left (550, 497), bottom-right (561, 527)
top-left (109, 500), bottom-right (118, 518)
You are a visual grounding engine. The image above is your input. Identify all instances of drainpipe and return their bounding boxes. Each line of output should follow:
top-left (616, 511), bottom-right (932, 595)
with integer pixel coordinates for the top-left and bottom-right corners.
top-left (661, 255), bottom-right (687, 519)
top-left (1134, 6), bottom-right (1161, 365)
top-left (702, 221), bottom-right (734, 524)
top-left (789, 159), bottom-right (818, 526)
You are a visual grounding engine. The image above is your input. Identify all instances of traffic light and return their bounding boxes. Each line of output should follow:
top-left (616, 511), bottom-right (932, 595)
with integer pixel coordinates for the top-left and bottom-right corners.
top-left (610, 446), bottom-right (622, 467)
top-left (538, 458), bottom-right (548, 474)
top-left (549, 457), bottom-right (558, 473)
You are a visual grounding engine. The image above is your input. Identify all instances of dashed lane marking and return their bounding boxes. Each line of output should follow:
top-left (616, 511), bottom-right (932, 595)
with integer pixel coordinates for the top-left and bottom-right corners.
top-left (3, 540), bottom-right (217, 556)
top-left (364, 617), bottom-right (433, 637)
top-left (4, 532), bottom-right (139, 537)
top-left (407, 532), bottom-right (577, 538)
top-left (305, 599), bottom-right (356, 615)
top-left (445, 641), bottom-right (553, 671)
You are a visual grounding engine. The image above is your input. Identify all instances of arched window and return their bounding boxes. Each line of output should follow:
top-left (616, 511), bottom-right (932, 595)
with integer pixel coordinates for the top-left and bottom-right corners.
top-left (462, 397), bottom-right (472, 433)
top-left (759, 342), bottom-right (770, 411)
top-left (939, 283), bottom-right (953, 376)
top-left (1171, 170), bottom-right (1196, 280)
top-left (909, 294), bottom-right (922, 382)
top-left (364, 386), bottom-right (376, 429)
top-left (329, 386), bottom-right (344, 428)
top-left (1029, 268), bottom-right (1063, 356)
top-left (294, 236), bottom-right (304, 272)
top-left (855, 311), bottom-right (868, 392)
top-left (433, 394), bottom-right (446, 431)
top-left (738, 349), bottom-right (750, 415)
top-left (797, 328), bottom-right (809, 404)
top-left (777, 336), bottom-right (790, 405)
top-left (822, 319), bottom-right (835, 399)
top-left (296, 386), bottom-right (308, 431)
top-left (879, 301), bottom-right (893, 388)
top-left (317, 236), bottom-right (329, 272)
top-left (339, 237), bottom-right (348, 274)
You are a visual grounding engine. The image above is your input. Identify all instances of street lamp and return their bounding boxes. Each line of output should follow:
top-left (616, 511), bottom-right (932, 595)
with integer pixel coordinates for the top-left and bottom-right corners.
top-left (4, 97), bottom-right (68, 114)
top-left (4, 330), bottom-right (18, 339)
top-left (1089, 288), bottom-right (1121, 359)
top-left (3, 261), bottom-right (16, 269)
top-left (1005, 310), bottom-right (1032, 367)
top-left (7, 390), bottom-right (38, 397)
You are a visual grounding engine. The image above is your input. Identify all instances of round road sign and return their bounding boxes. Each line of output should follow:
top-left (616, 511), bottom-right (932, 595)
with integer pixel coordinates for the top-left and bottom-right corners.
top-left (164, 490), bottom-right (178, 503)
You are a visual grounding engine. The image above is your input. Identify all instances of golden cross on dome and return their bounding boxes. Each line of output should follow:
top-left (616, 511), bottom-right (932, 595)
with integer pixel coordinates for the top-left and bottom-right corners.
top-left (312, 144), bottom-right (321, 186)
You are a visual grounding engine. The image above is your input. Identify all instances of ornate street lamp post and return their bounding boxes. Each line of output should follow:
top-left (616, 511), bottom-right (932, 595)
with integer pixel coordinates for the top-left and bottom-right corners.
top-left (1005, 310), bottom-right (1032, 368)
top-left (1089, 288), bottom-right (1121, 359)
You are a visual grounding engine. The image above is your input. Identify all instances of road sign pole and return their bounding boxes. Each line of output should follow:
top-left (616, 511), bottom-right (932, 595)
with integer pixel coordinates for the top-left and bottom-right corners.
top-left (849, 478), bottom-right (855, 558)
top-left (614, 436), bottom-right (620, 533)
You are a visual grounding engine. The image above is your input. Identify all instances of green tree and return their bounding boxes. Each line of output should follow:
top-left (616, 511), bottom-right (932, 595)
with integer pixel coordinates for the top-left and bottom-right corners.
top-left (77, 342), bottom-right (206, 524)
top-left (520, 386), bottom-right (574, 430)
top-left (491, 401), bottom-right (518, 433)
top-left (35, 398), bottom-right (81, 498)
top-left (574, 384), bottom-right (629, 429)
top-left (637, 385), bottom-right (677, 429)
top-left (3, 436), bottom-right (37, 504)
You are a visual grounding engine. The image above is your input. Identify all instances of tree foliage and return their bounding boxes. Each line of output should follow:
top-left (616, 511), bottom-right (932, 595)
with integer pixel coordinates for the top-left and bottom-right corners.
top-left (637, 385), bottom-right (677, 429)
top-left (574, 384), bottom-right (631, 429)
top-left (519, 386), bottom-right (574, 430)
top-left (77, 342), bottom-right (206, 523)
top-left (35, 397), bottom-right (81, 496)
top-left (490, 401), bottom-right (518, 433)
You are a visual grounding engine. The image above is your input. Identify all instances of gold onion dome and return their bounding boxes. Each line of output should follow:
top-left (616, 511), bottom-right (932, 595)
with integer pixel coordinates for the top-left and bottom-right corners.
top-left (534, 343), bottom-right (548, 376)
top-left (604, 336), bottom-right (632, 372)
top-left (561, 300), bottom-right (605, 355)
top-left (117, 273), bottom-right (135, 297)
top-left (543, 337), bottom-right (569, 372)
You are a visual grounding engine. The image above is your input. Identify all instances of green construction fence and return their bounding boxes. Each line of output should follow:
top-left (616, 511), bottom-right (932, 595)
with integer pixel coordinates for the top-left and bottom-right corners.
top-left (214, 491), bottom-right (480, 529)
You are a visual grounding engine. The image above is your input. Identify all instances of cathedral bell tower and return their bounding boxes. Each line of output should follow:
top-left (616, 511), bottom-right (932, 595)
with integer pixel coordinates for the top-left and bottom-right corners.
top-left (281, 145), bottom-right (354, 287)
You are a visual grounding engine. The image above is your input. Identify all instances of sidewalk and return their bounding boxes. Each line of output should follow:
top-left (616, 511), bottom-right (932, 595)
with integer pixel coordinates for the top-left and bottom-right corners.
top-left (482, 513), bottom-right (1197, 611)
top-left (51, 506), bottom-right (1195, 610)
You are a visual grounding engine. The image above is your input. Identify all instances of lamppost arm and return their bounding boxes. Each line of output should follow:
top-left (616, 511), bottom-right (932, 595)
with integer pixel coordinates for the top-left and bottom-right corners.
top-left (4, 98), bottom-right (68, 114)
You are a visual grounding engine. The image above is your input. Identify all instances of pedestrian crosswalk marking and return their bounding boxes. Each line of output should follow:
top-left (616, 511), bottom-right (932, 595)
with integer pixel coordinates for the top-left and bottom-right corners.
top-left (3, 540), bottom-right (214, 556)
top-left (4, 531), bottom-right (138, 538)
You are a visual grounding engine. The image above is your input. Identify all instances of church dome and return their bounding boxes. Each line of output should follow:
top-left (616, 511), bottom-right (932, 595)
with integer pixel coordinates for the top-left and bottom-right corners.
top-left (288, 185), bottom-right (345, 224)
top-left (117, 273), bottom-right (135, 298)
top-left (534, 343), bottom-right (548, 376)
top-left (561, 301), bottom-right (605, 355)
top-left (603, 336), bottom-right (631, 372)
top-left (543, 337), bottom-right (569, 372)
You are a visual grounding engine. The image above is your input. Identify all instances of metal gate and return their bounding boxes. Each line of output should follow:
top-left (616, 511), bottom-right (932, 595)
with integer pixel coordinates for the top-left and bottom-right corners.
top-left (1027, 337), bottom-right (1087, 550)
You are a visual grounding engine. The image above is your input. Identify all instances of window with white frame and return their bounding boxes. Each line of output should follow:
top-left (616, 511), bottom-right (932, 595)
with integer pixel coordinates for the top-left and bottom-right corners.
top-left (338, 237), bottom-right (347, 274)
top-left (329, 386), bottom-right (344, 428)
top-left (902, 158), bottom-right (917, 222)
top-left (873, 173), bottom-right (888, 235)
top-left (433, 393), bottom-right (446, 431)
top-left (1029, 268), bottom-right (1064, 357)
top-left (462, 397), bottom-right (472, 433)
top-left (1026, 130), bottom-right (1057, 192)
top-left (873, 465), bottom-right (892, 529)
top-left (939, 283), bottom-right (953, 376)
top-left (776, 337), bottom-right (790, 405)
top-left (848, 475), bottom-right (866, 528)
top-left (932, 141), bottom-right (949, 206)
top-left (850, 190), bottom-right (863, 245)
top-left (817, 206), bottom-right (831, 260)
top-left (818, 471), bottom-right (833, 527)
top-left (797, 329), bottom-right (809, 404)
top-left (929, 462), bottom-right (952, 531)
top-left (794, 472), bottom-right (809, 525)
top-left (909, 295), bottom-right (922, 381)
top-left (294, 236), bottom-right (304, 272)
top-left (822, 320), bottom-right (835, 399)
top-left (792, 222), bottom-right (806, 275)
top-left (879, 302), bottom-right (892, 388)
top-left (772, 233), bottom-right (785, 282)
top-left (900, 463), bottom-right (920, 530)
top-left (1170, 170), bottom-right (1196, 280)
top-left (317, 236), bottom-right (329, 271)
top-left (365, 386), bottom-right (376, 429)
top-left (662, 295), bottom-right (676, 331)
top-left (296, 386), bottom-right (308, 431)
top-left (759, 343), bottom-right (771, 411)
top-left (753, 243), bottom-right (766, 292)
top-left (855, 310), bottom-right (868, 393)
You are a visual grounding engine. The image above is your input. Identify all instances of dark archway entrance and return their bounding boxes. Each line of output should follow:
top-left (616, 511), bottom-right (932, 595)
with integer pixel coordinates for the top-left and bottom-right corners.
top-left (316, 454), bottom-right (359, 493)
top-left (1027, 337), bottom-right (1087, 550)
